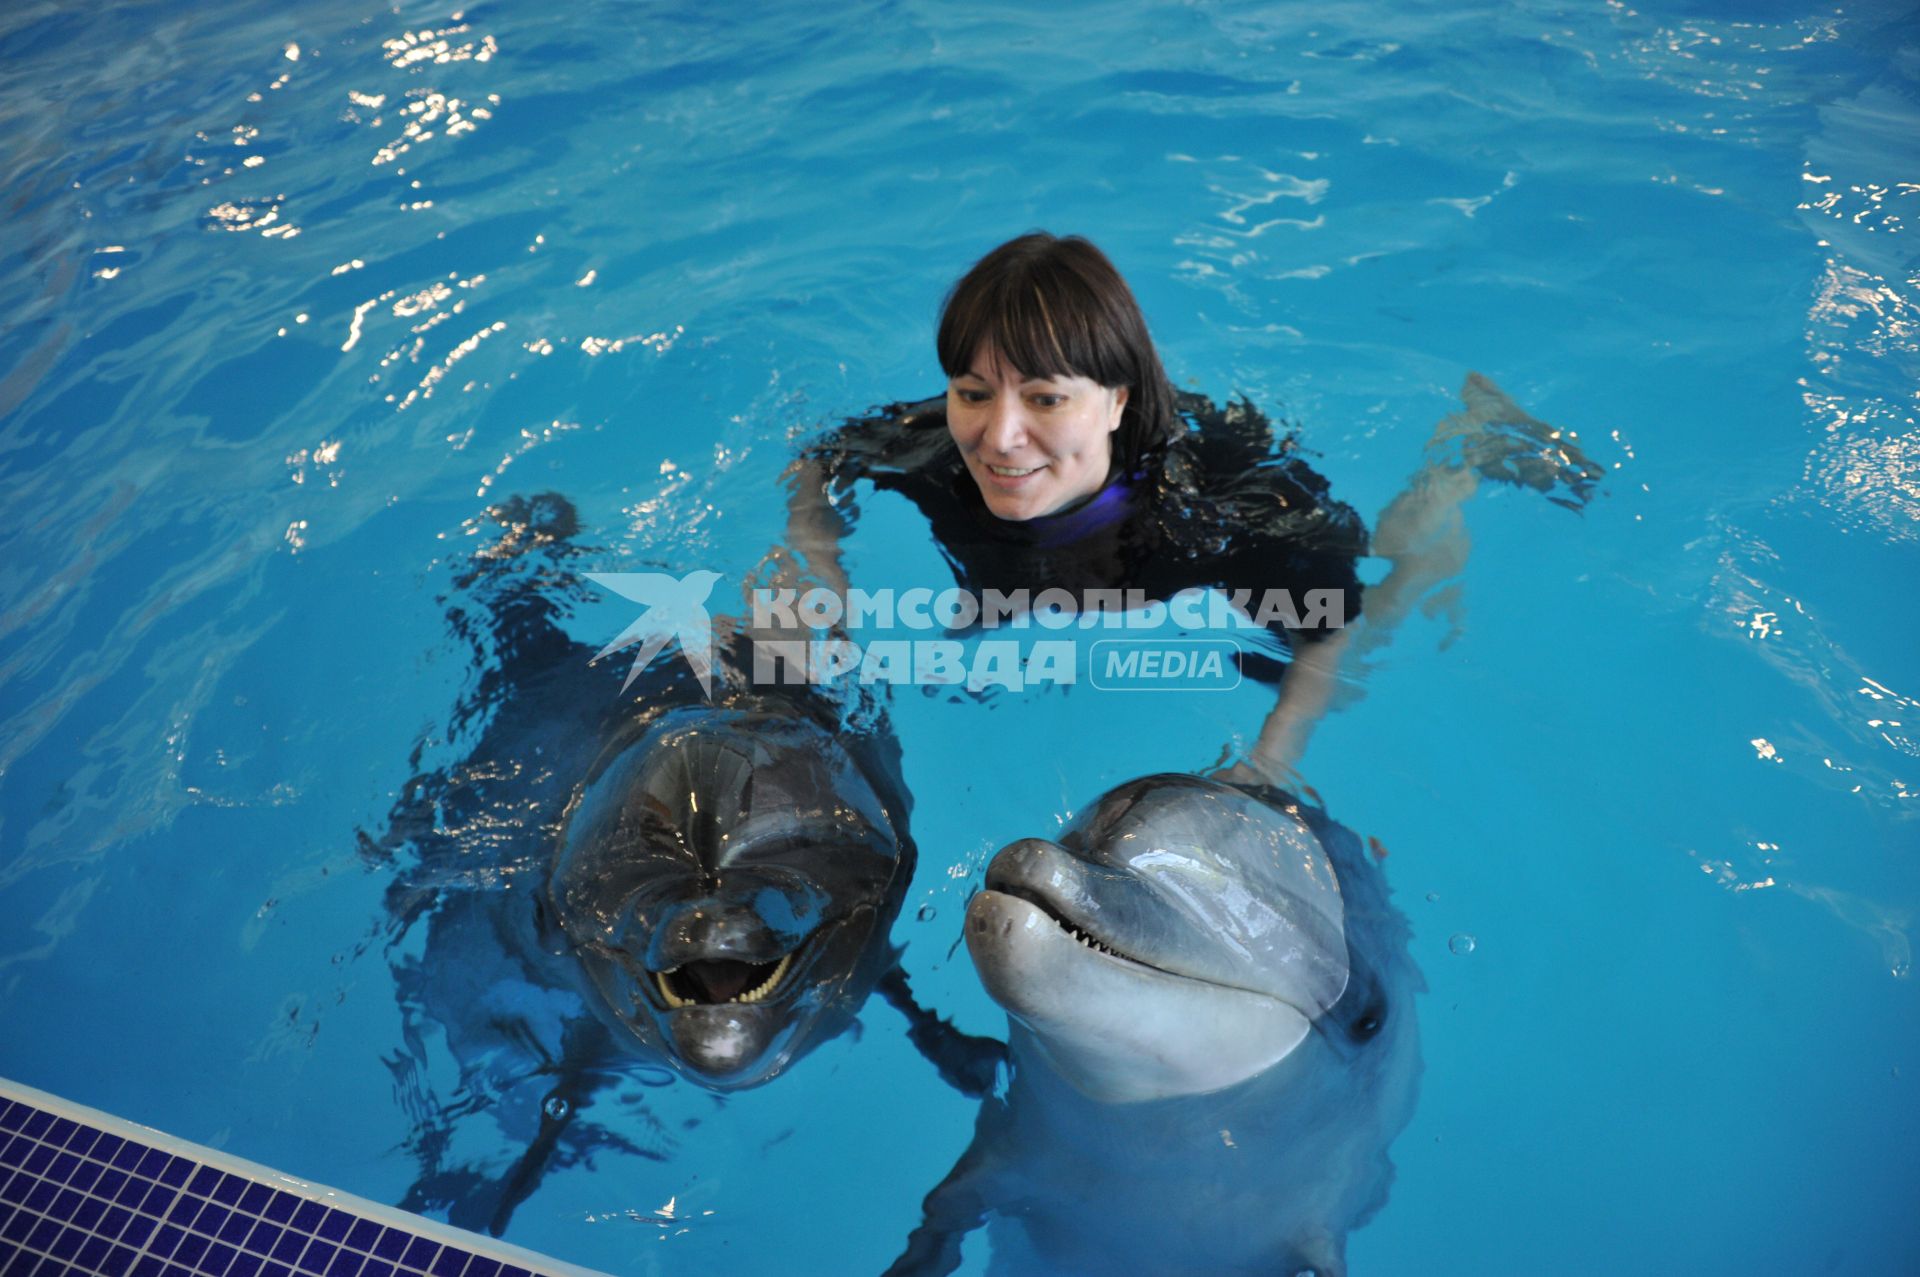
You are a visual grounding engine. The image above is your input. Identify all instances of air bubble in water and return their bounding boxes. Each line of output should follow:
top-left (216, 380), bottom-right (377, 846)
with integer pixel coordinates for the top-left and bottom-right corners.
top-left (1448, 933), bottom-right (1476, 956)
top-left (917, 904), bottom-right (936, 922)
top-left (543, 1094), bottom-right (570, 1121)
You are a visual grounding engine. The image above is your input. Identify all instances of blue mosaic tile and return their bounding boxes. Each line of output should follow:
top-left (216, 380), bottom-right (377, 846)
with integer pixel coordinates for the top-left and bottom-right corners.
top-left (299, 1238), bottom-right (340, 1273)
top-left (269, 1228), bottom-right (309, 1264)
top-left (174, 1231), bottom-right (211, 1266)
top-left (0, 1085), bottom-right (596, 1277)
top-left (151, 1223), bottom-right (186, 1257)
top-left (245, 1220), bottom-right (284, 1256)
top-left (141, 1183), bottom-right (179, 1218)
top-left (195, 1202), bottom-right (235, 1238)
top-left (220, 1210), bottom-right (257, 1246)
top-left (75, 1196), bottom-right (108, 1231)
top-left (399, 1235), bottom-right (439, 1269)
top-left (52, 1221), bottom-right (85, 1258)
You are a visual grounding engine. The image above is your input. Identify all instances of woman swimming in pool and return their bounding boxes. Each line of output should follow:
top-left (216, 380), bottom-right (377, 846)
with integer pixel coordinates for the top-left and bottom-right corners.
top-left (772, 232), bottom-right (1601, 779)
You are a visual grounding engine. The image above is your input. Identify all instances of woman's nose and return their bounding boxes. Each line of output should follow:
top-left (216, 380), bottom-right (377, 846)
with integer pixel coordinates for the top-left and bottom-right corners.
top-left (982, 398), bottom-right (1027, 453)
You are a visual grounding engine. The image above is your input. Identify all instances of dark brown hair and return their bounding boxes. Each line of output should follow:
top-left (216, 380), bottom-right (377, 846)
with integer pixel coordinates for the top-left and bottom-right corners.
top-left (936, 233), bottom-right (1181, 478)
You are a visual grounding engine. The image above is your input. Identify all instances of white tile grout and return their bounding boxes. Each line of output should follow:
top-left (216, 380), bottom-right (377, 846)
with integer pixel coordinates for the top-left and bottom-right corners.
top-left (1, 1076), bottom-right (613, 1277)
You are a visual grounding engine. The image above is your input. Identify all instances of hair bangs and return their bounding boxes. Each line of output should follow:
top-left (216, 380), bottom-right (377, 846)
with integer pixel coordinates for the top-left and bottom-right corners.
top-left (940, 263), bottom-right (1121, 387)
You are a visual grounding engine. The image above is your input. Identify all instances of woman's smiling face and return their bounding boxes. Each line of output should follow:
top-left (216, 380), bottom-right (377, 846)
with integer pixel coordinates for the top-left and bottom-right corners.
top-left (946, 349), bottom-right (1130, 522)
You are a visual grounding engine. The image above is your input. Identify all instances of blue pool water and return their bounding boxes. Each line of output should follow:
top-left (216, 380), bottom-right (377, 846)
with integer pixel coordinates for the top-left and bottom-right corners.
top-left (3, 0), bottom-right (1917, 1272)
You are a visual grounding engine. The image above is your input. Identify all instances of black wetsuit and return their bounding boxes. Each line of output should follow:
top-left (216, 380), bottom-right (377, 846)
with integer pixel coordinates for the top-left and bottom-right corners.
top-left (798, 392), bottom-right (1368, 678)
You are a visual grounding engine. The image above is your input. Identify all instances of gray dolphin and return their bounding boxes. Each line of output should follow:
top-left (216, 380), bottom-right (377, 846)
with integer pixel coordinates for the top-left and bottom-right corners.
top-left (371, 492), bottom-right (915, 1232)
top-left (890, 773), bottom-right (1422, 1277)
top-left (548, 702), bottom-right (911, 1087)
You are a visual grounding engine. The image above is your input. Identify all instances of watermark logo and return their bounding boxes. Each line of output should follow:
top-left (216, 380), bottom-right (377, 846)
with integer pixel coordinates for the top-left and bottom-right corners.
top-left (585, 575), bottom-right (1343, 695)
top-left (586, 570), bottom-right (720, 694)
top-left (1090, 639), bottom-right (1242, 692)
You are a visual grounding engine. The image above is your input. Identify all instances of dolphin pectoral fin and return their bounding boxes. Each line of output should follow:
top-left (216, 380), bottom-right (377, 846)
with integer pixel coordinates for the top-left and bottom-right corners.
top-left (484, 1082), bottom-right (578, 1237)
top-left (875, 967), bottom-right (1007, 1099)
top-left (482, 1018), bottom-right (616, 1236)
top-left (883, 1141), bottom-right (996, 1277)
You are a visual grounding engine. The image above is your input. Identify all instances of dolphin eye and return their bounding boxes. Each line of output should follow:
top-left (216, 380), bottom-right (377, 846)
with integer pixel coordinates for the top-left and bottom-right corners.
top-left (1350, 997), bottom-right (1386, 1042)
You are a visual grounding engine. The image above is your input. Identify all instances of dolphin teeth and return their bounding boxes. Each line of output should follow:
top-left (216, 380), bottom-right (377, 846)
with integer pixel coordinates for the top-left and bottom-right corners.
top-left (1063, 920), bottom-right (1123, 960)
top-left (733, 953), bottom-right (793, 1005)
top-left (655, 971), bottom-right (693, 1010)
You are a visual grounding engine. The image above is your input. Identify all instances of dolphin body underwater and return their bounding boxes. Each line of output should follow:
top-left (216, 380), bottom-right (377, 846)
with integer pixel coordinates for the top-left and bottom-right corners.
top-left (366, 494), bottom-right (915, 1233)
top-left (889, 773), bottom-right (1423, 1277)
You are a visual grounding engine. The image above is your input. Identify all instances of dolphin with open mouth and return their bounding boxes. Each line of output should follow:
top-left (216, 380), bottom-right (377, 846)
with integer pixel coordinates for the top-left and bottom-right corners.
top-left (370, 492), bottom-right (914, 1232)
top-left (547, 702), bottom-right (909, 1088)
top-left (889, 773), bottom-right (1422, 1277)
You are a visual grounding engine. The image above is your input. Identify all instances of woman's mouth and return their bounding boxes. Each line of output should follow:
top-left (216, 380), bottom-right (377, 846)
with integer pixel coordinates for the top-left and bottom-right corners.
top-left (985, 462), bottom-right (1045, 479)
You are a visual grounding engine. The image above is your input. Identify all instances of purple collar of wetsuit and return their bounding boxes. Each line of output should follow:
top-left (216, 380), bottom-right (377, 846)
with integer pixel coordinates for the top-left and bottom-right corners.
top-left (1018, 470), bottom-right (1140, 548)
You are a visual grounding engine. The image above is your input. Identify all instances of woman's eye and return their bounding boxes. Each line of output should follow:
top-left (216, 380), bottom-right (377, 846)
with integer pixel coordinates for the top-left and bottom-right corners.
top-left (956, 389), bottom-right (991, 405)
top-left (1030, 394), bottom-right (1065, 408)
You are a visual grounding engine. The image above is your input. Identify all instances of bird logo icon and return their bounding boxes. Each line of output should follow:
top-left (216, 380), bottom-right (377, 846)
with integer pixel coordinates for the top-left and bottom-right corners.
top-left (585, 569), bottom-right (723, 696)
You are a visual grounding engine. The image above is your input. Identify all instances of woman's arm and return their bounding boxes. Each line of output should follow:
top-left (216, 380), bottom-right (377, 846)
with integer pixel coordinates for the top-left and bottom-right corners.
top-left (1241, 373), bottom-right (1603, 782)
top-left (777, 453), bottom-right (853, 599)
